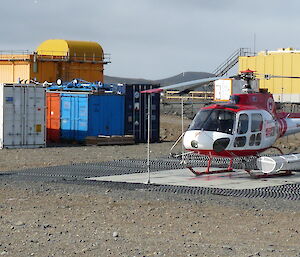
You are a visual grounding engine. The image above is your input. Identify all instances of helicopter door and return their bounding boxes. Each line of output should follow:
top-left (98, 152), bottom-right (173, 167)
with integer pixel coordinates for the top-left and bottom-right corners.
top-left (248, 113), bottom-right (263, 147)
top-left (233, 113), bottom-right (249, 147)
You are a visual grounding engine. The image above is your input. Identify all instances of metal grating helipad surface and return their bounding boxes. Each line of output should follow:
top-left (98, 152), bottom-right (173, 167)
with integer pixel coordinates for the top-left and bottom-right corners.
top-left (2, 157), bottom-right (300, 200)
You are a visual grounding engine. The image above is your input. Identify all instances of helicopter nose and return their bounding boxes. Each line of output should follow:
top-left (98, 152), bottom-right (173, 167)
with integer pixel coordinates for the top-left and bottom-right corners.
top-left (213, 138), bottom-right (230, 153)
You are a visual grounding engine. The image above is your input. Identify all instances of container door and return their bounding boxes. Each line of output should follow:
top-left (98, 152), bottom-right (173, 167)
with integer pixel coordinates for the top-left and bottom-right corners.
top-left (0, 85), bottom-right (45, 148)
top-left (60, 94), bottom-right (73, 140)
top-left (2, 86), bottom-right (24, 147)
top-left (88, 95), bottom-right (125, 136)
top-left (46, 92), bottom-right (61, 143)
top-left (125, 84), bottom-right (160, 142)
top-left (61, 93), bottom-right (88, 141)
top-left (23, 86), bottom-right (46, 147)
top-left (77, 94), bottom-right (89, 140)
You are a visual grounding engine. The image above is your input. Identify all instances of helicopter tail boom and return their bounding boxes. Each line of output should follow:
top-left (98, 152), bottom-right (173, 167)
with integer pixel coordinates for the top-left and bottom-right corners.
top-left (279, 116), bottom-right (300, 137)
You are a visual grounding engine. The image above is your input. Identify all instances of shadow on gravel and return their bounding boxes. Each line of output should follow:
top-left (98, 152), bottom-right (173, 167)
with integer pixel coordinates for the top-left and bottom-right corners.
top-left (0, 172), bottom-right (17, 175)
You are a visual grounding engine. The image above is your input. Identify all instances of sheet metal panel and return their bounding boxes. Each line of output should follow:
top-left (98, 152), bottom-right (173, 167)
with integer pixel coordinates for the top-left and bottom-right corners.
top-left (60, 93), bottom-right (88, 141)
top-left (124, 84), bottom-right (160, 143)
top-left (60, 93), bottom-right (125, 141)
top-left (0, 84), bottom-right (46, 148)
top-left (88, 94), bottom-right (125, 136)
top-left (46, 92), bottom-right (61, 143)
top-left (0, 61), bottom-right (31, 83)
top-left (239, 51), bottom-right (300, 102)
top-left (0, 57), bottom-right (103, 84)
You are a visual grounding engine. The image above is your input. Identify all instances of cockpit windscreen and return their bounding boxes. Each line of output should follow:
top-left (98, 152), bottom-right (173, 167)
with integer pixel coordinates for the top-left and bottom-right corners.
top-left (189, 109), bottom-right (236, 134)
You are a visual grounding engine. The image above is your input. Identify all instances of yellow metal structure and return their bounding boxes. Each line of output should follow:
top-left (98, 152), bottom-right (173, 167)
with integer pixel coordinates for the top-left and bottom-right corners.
top-left (37, 39), bottom-right (104, 59)
top-left (0, 40), bottom-right (108, 84)
top-left (239, 48), bottom-right (300, 102)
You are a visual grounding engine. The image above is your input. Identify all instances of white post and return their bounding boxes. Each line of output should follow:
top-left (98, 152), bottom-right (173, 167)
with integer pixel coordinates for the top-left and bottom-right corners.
top-left (181, 96), bottom-right (184, 163)
top-left (147, 93), bottom-right (151, 184)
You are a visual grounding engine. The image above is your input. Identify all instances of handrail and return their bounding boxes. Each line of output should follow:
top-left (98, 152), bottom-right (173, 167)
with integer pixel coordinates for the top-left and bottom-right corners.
top-left (163, 90), bottom-right (213, 100)
top-left (212, 48), bottom-right (255, 77)
top-left (0, 50), bottom-right (111, 64)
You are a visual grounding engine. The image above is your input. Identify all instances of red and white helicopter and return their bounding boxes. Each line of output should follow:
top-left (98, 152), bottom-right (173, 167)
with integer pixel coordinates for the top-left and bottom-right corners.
top-left (142, 70), bottom-right (300, 177)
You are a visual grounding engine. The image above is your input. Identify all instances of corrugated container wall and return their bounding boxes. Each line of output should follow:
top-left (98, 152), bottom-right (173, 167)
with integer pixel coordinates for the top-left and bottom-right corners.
top-left (239, 49), bottom-right (300, 102)
top-left (0, 84), bottom-right (46, 148)
top-left (124, 84), bottom-right (160, 143)
top-left (60, 93), bottom-right (125, 142)
top-left (46, 93), bottom-right (61, 143)
top-left (0, 39), bottom-right (108, 84)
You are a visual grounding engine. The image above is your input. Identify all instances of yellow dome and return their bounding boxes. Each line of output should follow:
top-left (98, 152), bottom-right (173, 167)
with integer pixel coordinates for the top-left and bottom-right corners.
top-left (36, 39), bottom-right (103, 58)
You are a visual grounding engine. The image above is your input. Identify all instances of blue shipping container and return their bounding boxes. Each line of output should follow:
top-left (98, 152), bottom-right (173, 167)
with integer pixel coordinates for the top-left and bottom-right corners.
top-left (61, 93), bottom-right (125, 141)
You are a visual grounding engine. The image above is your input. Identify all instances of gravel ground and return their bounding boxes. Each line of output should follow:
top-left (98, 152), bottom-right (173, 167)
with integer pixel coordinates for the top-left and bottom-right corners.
top-left (1, 114), bottom-right (300, 257)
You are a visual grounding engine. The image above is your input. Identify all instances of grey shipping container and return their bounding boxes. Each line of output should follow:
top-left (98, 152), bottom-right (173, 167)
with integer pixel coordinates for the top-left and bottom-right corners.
top-left (0, 84), bottom-right (46, 148)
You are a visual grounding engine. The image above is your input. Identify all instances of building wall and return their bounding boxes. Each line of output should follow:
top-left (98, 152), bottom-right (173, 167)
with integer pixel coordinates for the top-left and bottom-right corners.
top-left (239, 51), bottom-right (300, 102)
top-left (0, 61), bottom-right (30, 83)
top-left (0, 56), bottom-right (104, 83)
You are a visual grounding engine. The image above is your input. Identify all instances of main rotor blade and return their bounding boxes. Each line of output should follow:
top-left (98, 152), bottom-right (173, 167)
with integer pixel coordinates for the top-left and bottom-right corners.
top-left (140, 76), bottom-right (223, 94)
top-left (256, 73), bottom-right (300, 80)
top-left (269, 75), bottom-right (300, 79)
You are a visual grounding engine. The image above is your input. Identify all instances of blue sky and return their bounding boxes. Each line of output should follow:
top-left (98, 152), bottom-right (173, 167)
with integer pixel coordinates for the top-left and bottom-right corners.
top-left (1, 0), bottom-right (299, 79)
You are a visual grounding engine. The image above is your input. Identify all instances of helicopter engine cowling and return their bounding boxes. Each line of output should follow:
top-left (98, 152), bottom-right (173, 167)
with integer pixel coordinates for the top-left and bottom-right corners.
top-left (183, 130), bottom-right (233, 153)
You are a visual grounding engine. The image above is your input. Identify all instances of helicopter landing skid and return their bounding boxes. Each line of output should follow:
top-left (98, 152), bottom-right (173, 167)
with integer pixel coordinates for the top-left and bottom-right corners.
top-left (245, 169), bottom-right (293, 179)
top-left (187, 158), bottom-right (234, 176)
top-left (187, 166), bottom-right (234, 176)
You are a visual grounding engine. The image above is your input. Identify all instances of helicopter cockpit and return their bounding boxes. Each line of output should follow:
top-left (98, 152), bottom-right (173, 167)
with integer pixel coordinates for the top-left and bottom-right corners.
top-left (189, 109), bottom-right (236, 135)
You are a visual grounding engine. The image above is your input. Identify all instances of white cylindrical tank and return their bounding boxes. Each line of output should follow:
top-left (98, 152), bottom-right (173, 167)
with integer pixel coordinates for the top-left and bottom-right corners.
top-left (0, 83), bottom-right (46, 149)
top-left (257, 154), bottom-right (300, 174)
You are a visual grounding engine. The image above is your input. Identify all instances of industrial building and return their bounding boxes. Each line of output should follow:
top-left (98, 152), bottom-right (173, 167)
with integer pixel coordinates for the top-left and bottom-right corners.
top-left (239, 48), bottom-right (300, 102)
top-left (0, 39), bottom-right (110, 84)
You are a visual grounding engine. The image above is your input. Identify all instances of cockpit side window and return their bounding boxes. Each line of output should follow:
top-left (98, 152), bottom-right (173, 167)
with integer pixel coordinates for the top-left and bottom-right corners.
top-left (251, 113), bottom-right (263, 132)
top-left (237, 113), bottom-right (249, 134)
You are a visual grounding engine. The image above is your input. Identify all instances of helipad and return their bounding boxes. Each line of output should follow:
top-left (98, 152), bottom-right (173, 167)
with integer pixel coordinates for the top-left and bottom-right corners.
top-left (86, 168), bottom-right (300, 190)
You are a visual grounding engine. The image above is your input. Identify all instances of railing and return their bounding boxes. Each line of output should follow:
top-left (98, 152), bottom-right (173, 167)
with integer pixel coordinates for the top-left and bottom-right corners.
top-left (0, 50), bottom-right (32, 55)
top-left (163, 90), bottom-right (214, 100)
top-left (212, 48), bottom-right (255, 77)
top-left (0, 50), bottom-right (31, 61)
top-left (103, 53), bottom-right (111, 64)
top-left (0, 50), bottom-right (111, 64)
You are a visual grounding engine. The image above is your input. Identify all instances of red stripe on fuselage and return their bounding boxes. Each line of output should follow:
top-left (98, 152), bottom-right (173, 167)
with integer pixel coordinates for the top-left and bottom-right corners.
top-left (187, 148), bottom-right (270, 157)
top-left (278, 118), bottom-right (287, 137)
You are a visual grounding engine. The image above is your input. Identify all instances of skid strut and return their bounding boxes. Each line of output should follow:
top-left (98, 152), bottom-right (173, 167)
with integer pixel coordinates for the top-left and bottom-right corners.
top-left (245, 170), bottom-right (293, 179)
top-left (187, 157), bottom-right (234, 176)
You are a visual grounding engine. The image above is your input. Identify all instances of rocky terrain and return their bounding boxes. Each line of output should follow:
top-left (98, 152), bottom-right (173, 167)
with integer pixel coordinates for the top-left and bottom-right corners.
top-left (0, 114), bottom-right (300, 257)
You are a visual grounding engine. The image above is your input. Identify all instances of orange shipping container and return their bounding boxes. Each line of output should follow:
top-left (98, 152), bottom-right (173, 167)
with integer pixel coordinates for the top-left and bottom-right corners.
top-left (46, 93), bottom-right (61, 143)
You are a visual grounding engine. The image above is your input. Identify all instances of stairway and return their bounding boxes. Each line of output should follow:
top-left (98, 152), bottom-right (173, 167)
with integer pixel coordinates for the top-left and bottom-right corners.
top-left (212, 48), bottom-right (255, 77)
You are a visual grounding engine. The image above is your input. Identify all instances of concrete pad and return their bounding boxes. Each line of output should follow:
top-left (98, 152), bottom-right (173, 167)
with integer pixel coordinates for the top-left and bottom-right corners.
top-left (86, 168), bottom-right (300, 190)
